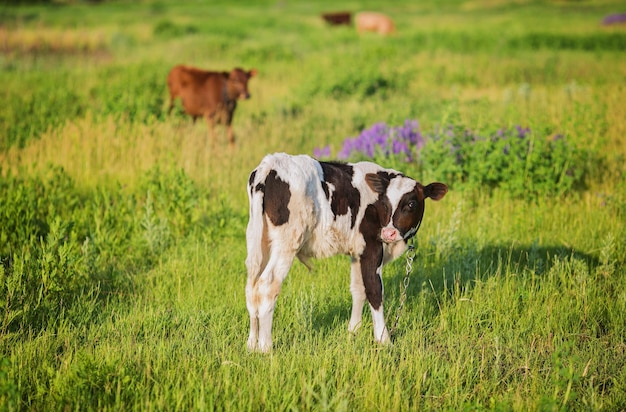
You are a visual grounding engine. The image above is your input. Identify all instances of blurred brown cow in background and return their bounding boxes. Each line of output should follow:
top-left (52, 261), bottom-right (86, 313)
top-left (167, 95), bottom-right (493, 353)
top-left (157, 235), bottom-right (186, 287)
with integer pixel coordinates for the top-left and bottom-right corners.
top-left (355, 12), bottom-right (395, 35)
top-left (167, 65), bottom-right (257, 145)
top-left (321, 11), bottom-right (352, 26)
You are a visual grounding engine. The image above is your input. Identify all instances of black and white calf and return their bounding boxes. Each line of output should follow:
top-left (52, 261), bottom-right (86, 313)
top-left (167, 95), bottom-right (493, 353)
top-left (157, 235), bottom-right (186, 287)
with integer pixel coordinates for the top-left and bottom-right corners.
top-left (245, 153), bottom-right (447, 352)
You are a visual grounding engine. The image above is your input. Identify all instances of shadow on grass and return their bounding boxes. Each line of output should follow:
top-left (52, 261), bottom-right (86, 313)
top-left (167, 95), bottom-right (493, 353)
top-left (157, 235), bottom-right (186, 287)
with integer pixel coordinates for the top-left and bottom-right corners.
top-left (307, 243), bottom-right (600, 339)
top-left (415, 243), bottom-right (599, 289)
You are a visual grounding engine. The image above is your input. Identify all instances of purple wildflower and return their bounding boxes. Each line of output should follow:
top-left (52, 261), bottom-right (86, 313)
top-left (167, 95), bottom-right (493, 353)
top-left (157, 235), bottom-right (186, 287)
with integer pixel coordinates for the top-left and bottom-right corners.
top-left (391, 138), bottom-right (412, 162)
top-left (313, 145), bottom-right (331, 159)
top-left (602, 13), bottom-right (626, 25)
top-left (338, 138), bottom-right (356, 159)
top-left (446, 125), bottom-right (455, 138)
top-left (515, 125), bottom-right (530, 138)
top-left (395, 119), bottom-right (424, 150)
top-left (339, 122), bottom-right (389, 159)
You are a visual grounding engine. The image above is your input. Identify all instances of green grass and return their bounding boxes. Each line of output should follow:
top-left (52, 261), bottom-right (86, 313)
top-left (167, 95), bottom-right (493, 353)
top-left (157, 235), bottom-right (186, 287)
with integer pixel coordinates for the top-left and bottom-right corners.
top-left (1, 0), bottom-right (626, 410)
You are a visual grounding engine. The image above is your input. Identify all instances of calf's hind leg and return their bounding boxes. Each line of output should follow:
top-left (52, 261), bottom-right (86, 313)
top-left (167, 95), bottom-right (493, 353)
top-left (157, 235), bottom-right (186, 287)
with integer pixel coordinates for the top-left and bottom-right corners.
top-left (246, 252), bottom-right (295, 353)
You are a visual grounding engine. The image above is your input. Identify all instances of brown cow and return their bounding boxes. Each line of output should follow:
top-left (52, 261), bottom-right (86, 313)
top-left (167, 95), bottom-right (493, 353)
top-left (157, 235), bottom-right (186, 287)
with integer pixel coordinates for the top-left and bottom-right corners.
top-left (321, 11), bottom-right (352, 26)
top-left (355, 12), bottom-right (395, 35)
top-left (167, 65), bottom-right (257, 145)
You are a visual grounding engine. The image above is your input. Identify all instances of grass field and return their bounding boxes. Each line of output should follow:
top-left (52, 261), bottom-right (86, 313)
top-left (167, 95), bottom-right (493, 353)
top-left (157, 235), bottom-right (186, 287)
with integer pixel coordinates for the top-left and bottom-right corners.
top-left (1, 0), bottom-right (625, 410)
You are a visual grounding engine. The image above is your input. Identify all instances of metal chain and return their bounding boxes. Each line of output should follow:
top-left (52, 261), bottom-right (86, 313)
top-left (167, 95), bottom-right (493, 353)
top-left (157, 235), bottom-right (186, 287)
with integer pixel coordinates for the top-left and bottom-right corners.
top-left (388, 241), bottom-right (415, 337)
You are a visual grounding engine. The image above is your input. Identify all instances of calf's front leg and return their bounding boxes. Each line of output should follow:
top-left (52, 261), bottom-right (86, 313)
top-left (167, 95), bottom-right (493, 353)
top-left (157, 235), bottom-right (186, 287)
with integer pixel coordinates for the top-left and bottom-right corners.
top-left (360, 248), bottom-right (390, 344)
top-left (348, 258), bottom-right (366, 333)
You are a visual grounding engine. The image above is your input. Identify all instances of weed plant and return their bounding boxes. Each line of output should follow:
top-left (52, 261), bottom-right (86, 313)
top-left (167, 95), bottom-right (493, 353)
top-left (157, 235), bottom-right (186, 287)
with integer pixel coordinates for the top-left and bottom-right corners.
top-left (0, 0), bottom-right (625, 410)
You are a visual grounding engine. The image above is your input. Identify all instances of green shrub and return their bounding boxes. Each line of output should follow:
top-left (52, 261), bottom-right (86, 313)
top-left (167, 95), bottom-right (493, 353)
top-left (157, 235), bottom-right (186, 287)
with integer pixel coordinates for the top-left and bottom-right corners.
top-left (92, 64), bottom-right (166, 123)
top-left (298, 64), bottom-right (410, 101)
top-left (153, 19), bottom-right (198, 39)
top-left (0, 167), bottom-right (102, 332)
top-left (0, 216), bottom-right (93, 332)
top-left (0, 74), bottom-right (86, 149)
top-left (0, 165), bottom-right (82, 260)
top-left (406, 30), bottom-right (497, 53)
top-left (138, 166), bottom-right (207, 239)
top-left (509, 32), bottom-right (626, 52)
top-left (1, 63), bottom-right (166, 149)
top-left (420, 124), bottom-right (590, 197)
top-left (0, 357), bottom-right (18, 411)
top-left (0, 165), bottom-right (214, 333)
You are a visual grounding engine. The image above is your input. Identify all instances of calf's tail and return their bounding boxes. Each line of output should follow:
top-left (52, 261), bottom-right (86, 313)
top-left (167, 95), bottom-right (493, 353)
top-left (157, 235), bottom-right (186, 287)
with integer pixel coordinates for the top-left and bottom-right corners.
top-left (245, 169), bottom-right (267, 281)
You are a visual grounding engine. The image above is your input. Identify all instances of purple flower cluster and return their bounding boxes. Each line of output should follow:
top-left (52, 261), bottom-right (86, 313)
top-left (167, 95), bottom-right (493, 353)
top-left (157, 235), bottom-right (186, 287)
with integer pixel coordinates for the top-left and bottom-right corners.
top-left (330, 119), bottom-right (424, 162)
top-left (514, 125), bottom-right (531, 138)
top-left (602, 13), bottom-right (626, 25)
top-left (313, 120), bottom-right (538, 167)
top-left (338, 122), bottom-right (389, 159)
top-left (495, 125), bottom-right (530, 139)
top-left (313, 145), bottom-right (331, 159)
top-left (311, 121), bottom-right (586, 198)
top-left (495, 125), bottom-right (531, 155)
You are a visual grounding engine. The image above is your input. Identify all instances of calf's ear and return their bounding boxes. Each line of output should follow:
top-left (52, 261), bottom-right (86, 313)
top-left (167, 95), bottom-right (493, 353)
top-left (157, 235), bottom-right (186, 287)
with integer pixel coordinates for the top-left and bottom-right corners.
top-left (365, 173), bottom-right (389, 194)
top-left (249, 69), bottom-right (258, 77)
top-left (424, 182), bottom-right (448, 201)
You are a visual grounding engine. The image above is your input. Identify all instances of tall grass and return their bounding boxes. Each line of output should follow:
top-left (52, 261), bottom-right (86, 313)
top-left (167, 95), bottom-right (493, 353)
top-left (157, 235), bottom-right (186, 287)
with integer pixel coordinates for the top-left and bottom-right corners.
top-left (1, 0), bottom-right (625, 410)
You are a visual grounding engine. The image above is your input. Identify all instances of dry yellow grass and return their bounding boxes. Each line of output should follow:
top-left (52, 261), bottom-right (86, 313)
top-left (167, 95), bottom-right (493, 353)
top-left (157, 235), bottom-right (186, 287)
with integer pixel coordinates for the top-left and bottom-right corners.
top-left (0, 26), bottom-right (108, 54)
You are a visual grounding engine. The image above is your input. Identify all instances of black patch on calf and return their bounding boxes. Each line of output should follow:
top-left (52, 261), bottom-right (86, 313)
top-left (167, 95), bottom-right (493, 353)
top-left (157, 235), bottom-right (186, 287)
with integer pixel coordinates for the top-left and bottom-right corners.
top-left (377, 197), bottom-right (393, 227)
top-left (321, 181), bottom-right (330, 200)
top-left (392, 184), bottom-right (424, 239)
top-left (366, 171), bottom-right (402, 197)
top-left (320, 161), bottom-right (361, 228)
top-left (359, 203), bottom-right (385, 309)
top-left (263, 169), bottom-right (291, 226)
top-left (377, 171), bottom-right (401, 182)
top-left (248, 170), bottom-right (258, 196)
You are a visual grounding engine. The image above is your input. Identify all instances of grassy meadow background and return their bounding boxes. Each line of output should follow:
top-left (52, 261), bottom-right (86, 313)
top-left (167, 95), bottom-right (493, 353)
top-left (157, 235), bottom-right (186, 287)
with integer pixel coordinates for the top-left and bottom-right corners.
top-left (1, 0), bottom-right (626, 410)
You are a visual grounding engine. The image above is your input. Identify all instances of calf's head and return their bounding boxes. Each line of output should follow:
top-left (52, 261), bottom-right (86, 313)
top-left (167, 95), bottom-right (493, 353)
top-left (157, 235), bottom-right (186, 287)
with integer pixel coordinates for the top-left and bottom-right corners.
top-left (365, 173), bottom-right (447, 243)
top-left (228, 68), bottom-right (258, 100)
